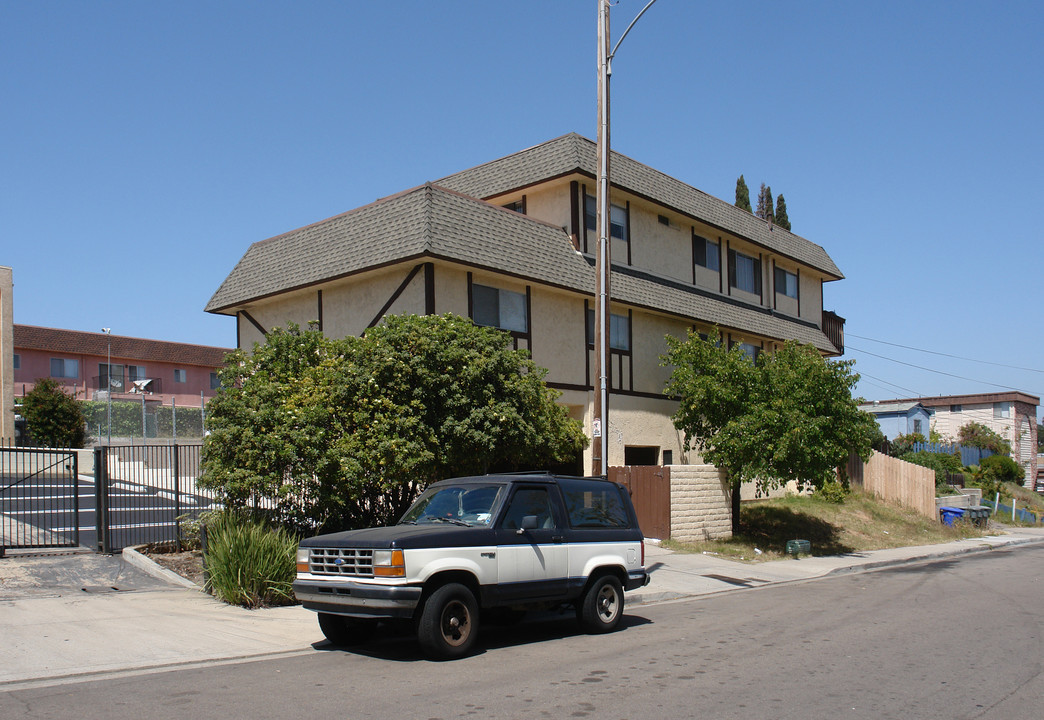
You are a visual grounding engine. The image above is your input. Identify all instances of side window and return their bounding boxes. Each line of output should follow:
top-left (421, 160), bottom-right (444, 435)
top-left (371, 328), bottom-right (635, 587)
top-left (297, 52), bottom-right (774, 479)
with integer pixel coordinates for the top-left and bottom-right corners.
top-left (501, 487), bottom-right (555, 530)
top-left (472, 283), bottom-right (528, 333)
top-left (559, 479), bottom-right (629, 528)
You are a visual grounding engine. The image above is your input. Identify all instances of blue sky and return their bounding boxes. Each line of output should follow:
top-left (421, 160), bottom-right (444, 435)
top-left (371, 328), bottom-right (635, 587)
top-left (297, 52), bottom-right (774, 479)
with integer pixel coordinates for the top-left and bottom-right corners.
top-left (3, 1), bottom-right (1042, 419)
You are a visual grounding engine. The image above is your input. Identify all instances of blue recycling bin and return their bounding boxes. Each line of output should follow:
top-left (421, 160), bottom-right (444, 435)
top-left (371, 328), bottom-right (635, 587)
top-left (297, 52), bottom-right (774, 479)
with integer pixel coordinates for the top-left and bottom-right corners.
top-left (939, 506), bottom-right (965, 526)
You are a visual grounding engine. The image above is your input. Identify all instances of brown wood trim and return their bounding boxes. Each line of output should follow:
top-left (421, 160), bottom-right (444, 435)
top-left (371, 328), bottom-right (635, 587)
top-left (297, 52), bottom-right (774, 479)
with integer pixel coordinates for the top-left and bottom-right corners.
top-left (520, 194), bottom-right (527, 214)
top-left (758, 252), bottom-right (764, 306)
top-left (317, 289), bottom-right (323, 332)
top-left (771, 259), bottom-right (776, 311)
top-left (368, 263), bottom-right (425, 329)
top-left (525, 284), bottom-right (533, 352)
top-left (239, 310), bottom-right (268, 338)
top-left (725, 239), bottom-right (731, 296)
top-left (691, 228), bottom-right (696, 285)
top-left (796, 268), bottom-right (801, 318)
top-left (718, 236), bottom-right (724, 294)
top-left (625, 200), bottom-right (632, 266)
top-left (581, 183), bottom-right (590, 254)
top-left (424, 262), bottom-right (435, 315)
top-left (628, 309), bottom-right (634, 391)
top-left (569, 181), bottom-right (581, 251)
top-left (467, 271), bottom-right (474, 318)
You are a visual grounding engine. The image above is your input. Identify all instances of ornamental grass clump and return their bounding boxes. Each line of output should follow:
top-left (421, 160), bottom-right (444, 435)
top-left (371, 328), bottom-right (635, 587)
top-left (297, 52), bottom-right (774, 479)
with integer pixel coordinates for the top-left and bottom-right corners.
top-left (203, 513), bottom-right (297, 608)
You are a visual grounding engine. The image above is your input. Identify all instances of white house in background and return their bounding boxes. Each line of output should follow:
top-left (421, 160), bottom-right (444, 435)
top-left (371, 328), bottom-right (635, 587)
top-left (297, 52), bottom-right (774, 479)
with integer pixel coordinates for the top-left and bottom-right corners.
top-left (859, 401), bottom-right (933, 441)
top-left (884, 392), bottom-right (1039, 488)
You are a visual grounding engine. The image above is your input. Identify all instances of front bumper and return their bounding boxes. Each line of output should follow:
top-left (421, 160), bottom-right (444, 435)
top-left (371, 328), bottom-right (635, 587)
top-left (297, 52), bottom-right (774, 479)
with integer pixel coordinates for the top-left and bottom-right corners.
top-left (293, 577), bottom-right (423, 619)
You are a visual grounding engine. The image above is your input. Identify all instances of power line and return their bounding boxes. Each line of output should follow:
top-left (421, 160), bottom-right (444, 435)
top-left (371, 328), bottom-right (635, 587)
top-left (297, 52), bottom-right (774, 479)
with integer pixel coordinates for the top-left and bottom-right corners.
top-left (856, 371), bottom-right (922, 397)
top-left (846, 345), bottom-right (1028, 392)
top-left (847, 333), bottom-right (1044, 374)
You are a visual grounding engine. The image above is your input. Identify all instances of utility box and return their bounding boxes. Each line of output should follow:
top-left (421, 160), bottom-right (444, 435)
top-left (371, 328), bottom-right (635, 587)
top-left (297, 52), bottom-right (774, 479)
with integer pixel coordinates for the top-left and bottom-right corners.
top-left (785, 539), bottom-right (811, 556)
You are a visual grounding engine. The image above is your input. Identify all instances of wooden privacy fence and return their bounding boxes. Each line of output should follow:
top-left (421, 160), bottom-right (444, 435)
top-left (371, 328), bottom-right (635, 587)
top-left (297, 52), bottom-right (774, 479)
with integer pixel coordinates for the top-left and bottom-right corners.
top-left (609, 465), bottom-right (671, 540)
top-left (847, 450), bottom-right (936, 519)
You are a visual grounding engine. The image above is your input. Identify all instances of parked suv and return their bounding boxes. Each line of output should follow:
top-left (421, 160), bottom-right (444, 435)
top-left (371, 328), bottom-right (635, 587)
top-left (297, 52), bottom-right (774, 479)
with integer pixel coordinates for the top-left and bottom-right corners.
top-left (294, 472), bottom-right (649, 659)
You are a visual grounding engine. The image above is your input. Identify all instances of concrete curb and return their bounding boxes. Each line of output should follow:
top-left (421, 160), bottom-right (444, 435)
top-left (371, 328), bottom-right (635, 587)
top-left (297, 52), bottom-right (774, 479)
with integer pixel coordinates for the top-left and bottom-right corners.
top-left (122, 546), bottom-right (204, 591)
top-left (822, 535), bottom-right (1044, 578)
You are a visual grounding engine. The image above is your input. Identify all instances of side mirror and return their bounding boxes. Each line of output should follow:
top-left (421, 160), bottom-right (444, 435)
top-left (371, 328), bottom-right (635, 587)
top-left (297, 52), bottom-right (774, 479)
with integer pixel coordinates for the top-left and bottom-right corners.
top-left (516, 515), bottom-right (540, 534)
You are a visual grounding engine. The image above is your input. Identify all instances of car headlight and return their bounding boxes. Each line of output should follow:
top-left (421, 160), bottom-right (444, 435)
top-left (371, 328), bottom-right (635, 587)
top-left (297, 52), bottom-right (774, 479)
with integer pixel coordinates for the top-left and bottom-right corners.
top-left (372, 548), bottom-right (406, 578)
top-left (296, 547), bottom-right (310, 573)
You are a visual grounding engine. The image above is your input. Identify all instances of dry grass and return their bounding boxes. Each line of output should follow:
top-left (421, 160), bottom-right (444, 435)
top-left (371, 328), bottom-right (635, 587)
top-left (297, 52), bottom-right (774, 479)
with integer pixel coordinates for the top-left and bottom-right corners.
top-left (663, 489), bottom-right (988, 562)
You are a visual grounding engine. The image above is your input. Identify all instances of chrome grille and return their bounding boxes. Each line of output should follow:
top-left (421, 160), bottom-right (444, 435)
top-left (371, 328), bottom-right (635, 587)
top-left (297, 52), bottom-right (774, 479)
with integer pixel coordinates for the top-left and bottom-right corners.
top-left (308, 548), bottom-right (374, 577)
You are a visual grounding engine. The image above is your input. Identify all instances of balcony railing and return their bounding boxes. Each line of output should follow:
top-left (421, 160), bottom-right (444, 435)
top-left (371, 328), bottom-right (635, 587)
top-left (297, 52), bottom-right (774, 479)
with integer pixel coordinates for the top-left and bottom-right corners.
top-left (92, 375), bottom-right (164, 394)
top-left (822, 310), bottom-right (845, 354)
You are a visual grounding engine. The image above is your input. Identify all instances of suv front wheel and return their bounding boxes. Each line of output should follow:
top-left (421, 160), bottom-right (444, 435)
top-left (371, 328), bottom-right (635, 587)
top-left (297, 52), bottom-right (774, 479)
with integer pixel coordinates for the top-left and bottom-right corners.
top-left (577, 574), bottom-right (624, 633)
top-left (417, 583), bottom-right (479, 659)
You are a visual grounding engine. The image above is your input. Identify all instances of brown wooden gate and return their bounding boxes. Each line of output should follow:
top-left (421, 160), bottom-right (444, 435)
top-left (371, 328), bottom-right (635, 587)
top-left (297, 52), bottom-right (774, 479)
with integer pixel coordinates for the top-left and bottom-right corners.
top-left (609, 465), bottom-right (671, 540)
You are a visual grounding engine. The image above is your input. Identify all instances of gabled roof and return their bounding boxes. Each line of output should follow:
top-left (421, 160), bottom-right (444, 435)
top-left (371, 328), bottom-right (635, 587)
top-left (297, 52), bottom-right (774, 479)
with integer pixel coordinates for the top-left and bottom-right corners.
top-left (205, 183), bottom-right (838, 353)
top-left (858, 401), bottom-right (931, 416)
top-left (14, 325), bottom-right (231, 367)
top-left (436, 133), bottom-right (843, 280)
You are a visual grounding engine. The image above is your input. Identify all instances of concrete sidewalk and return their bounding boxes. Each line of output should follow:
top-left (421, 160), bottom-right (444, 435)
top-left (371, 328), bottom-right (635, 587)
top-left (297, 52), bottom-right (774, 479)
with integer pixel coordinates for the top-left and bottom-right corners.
top-left (2, 528), bottom-right (1043, 689)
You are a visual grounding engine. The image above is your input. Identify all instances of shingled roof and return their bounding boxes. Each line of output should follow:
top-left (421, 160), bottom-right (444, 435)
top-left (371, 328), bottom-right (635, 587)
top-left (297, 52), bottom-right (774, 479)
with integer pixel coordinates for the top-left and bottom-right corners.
top-left (437, 133), bottom-right (843, 280)
top-left (205, 183), bottom-right (837, 352)
top-left (14, 325), bottom-right (231, 367)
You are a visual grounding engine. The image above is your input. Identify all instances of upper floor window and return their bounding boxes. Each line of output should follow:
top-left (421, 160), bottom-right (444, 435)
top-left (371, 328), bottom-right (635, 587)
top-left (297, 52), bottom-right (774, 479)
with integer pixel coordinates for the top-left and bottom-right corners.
top-left (50, 358), bottom-right (78, 379)
top-left (128, 365), bottom-right (147, 382)
top-left (12, 354), bottom-right (19, 370)
top-left (729, 249), bottom-right (762, 295)
top-left (503, 200), bottom-right (525, 214)
top-left (774, 267), bottom-right (798, 298)
top-left (994, 402), bottom-right (1011, 419)
top-left (950, 404), bottom-right (962, 413)
top-left (174, 368), bottom-right (187, 384)
top-left (693, 235), bottom-right (720, 272)
top-left (584, 195), bottom-right (628, 242)
top-left (210, 372), bottom-right (221, 390)
top-left (586, 309), bottom-right (631, 351)
top-left (736, 342), bottom-right (760, 362)
top-left (472, 283), bottom-right (528, 333)
top-left (99, 363), bottom-right (125, 391)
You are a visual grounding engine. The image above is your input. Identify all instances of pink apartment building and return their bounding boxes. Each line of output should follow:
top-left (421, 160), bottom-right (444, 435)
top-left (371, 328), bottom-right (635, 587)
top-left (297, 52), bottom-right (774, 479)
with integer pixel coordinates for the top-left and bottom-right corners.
top-left (13, 325), bottom-right (232, 409)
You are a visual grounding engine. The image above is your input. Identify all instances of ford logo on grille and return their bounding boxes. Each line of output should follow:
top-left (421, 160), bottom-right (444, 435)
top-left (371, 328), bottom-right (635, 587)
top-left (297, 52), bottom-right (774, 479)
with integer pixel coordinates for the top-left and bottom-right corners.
top-left (334, 557), bottom-right (345, 566)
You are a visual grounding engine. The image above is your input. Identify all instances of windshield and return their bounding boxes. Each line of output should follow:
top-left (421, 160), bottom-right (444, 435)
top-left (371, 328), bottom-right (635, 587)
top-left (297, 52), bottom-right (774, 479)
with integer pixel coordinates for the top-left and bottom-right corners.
top-left (399, 484), bottom-right (505, 527)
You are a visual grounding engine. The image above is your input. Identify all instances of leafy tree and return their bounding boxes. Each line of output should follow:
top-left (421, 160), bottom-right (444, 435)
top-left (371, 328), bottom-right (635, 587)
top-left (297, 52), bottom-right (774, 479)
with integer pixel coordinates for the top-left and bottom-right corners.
top-left (755, 183), bottom-right (774, 223)
top-left (1038, 422), bottom-right (1043, 452)
top-left (200, 316), bottom-right (586, 532)
top-left (774, 194), bottom-right (791, 230)
top-left (957, 422), bottom-right (1011, 456)
top-left (663, 331), bottom-right (878, 532)
top-left (20, 379), bottom-right (87, 448)
top-left (735, 175), bottom-right (752, 212)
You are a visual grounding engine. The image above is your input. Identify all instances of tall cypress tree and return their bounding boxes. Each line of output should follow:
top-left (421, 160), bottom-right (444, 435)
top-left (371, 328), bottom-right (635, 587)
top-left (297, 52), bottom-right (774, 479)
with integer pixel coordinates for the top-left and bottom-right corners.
top-left (735, 175), bottom-right (752, 212)
top-left (775, 194), bottom-right (791, 230)
top-left (756, 183), bottom-right (774, 223)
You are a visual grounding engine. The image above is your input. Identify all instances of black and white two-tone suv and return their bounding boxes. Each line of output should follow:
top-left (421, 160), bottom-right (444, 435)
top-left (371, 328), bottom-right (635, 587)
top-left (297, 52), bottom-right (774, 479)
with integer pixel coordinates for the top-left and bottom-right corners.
top-left (293, 472), bottom-right (650, 659)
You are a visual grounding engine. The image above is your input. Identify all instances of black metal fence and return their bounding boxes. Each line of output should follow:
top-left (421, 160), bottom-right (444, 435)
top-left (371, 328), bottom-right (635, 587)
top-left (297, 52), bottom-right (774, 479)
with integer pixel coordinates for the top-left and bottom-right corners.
top-left (94, 444), bottom-right (219, 553)
top-left (0, 447), bottom-right (81, 553)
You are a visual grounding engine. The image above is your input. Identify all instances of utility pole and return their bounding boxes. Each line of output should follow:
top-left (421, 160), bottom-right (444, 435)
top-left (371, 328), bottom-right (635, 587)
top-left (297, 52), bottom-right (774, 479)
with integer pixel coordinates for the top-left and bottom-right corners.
top-left (592, 0), bottom-right (660, 477)
top-left (592, 0), bottom-right (611, 477)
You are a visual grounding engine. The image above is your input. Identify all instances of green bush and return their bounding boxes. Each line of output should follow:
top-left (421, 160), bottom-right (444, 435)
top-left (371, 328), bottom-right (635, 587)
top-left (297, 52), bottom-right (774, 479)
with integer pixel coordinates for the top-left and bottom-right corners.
top-left (980, 454), bottom-right (1023, 483)
top-left (203, 512), bottom-right (297, 608)
top-left (889, 433), bottom-right (926, 458)
top-left (813, 479), bottom-right (849, 504)
top-left (900, 450), bottom-right (963, 479)
top-left (21, 379), bottom-right (87, 448)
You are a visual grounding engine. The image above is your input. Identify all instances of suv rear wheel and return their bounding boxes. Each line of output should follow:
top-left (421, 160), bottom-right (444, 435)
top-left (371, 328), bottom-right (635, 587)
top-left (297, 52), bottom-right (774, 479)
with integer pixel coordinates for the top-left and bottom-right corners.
top-left (417, 583), bottom-right (479, 659)
top-left (577, 574), bottom-right (624, 633)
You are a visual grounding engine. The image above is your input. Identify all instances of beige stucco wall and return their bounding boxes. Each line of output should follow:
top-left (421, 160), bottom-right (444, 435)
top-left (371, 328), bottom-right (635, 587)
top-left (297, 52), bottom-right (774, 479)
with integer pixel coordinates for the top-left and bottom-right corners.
top-left (1, 266), bottom-right (13, 441)
top-left (799, 270), bottom-right (823, 321)
top-left (670, 464), bottom-right (732, 541)
top-left (322, 267), bottom-right (426, 339)
top-left (593, 394), bottom-right (685, 468)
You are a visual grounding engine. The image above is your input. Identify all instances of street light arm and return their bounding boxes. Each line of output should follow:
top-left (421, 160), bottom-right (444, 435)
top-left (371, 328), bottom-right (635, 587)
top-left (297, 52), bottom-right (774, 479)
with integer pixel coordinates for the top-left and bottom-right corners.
top-left (608, 0), bottom-right (659, 68)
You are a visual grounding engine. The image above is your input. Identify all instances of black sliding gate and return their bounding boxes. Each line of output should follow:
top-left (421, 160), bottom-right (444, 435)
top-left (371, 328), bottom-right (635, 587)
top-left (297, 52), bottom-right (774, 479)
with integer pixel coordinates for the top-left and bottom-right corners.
top-left (94, 444), bottom-right (218, 553)
top-left (1, 444), bottom-right (217, 555)
top-left (0, 448), bottom-right (81, 553)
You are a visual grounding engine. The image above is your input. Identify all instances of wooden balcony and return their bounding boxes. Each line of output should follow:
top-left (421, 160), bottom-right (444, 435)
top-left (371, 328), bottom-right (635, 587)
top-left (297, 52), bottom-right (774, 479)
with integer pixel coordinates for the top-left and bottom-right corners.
top-left (822, 310), bottom-right (845, 354)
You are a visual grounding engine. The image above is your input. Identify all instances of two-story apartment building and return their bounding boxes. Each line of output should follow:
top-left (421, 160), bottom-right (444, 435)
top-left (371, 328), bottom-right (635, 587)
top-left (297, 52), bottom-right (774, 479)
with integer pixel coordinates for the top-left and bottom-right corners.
top-left (206, 134), bottom-right (846, 470)
top-left (13, 325), bottom-right (232, 412)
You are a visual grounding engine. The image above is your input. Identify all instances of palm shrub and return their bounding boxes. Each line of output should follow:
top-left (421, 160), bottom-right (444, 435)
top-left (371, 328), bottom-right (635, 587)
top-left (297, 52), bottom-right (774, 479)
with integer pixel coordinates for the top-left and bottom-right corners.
top-left (203, 512), bottom-right (297, 608)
